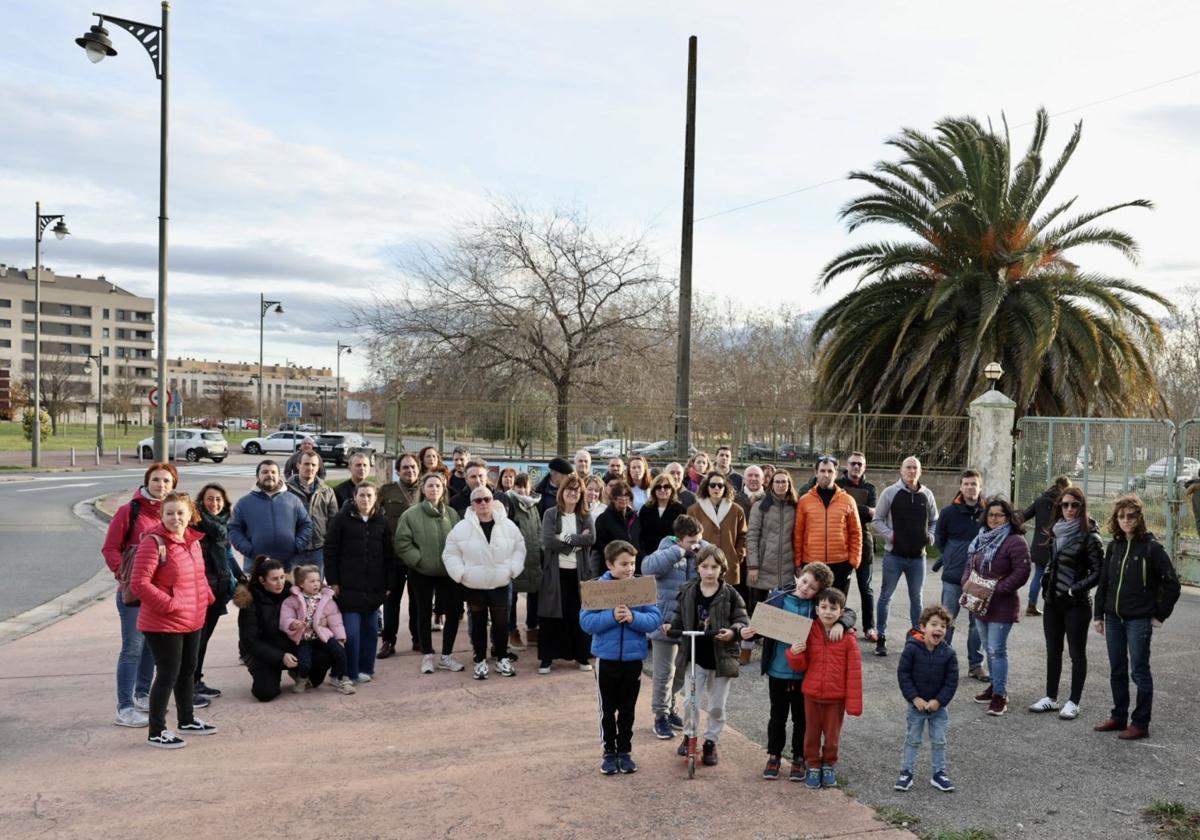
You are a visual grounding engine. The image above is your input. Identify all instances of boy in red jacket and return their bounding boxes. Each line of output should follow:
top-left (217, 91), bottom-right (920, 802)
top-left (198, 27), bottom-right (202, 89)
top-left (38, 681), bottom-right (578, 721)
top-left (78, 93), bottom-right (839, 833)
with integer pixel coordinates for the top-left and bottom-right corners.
top-left (786, 587), bottom-right (863, 789)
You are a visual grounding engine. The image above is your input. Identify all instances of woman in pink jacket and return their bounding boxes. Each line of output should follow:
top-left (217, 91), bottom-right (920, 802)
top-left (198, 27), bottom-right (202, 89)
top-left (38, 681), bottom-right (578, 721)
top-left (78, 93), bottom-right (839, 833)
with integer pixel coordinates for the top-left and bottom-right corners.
top-left (130, 491), bottom-right (216, 749)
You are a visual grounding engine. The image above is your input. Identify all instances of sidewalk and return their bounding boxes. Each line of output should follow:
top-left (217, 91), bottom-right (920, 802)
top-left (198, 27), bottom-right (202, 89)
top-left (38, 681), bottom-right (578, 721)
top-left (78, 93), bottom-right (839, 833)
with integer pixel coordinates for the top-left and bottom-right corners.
top-left (0, 593), bottom-right (911, 840)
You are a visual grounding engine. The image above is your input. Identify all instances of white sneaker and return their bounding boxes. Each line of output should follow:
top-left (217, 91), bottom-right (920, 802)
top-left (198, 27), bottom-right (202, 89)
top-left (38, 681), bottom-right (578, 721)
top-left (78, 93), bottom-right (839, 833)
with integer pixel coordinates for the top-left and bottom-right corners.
top-left (337, 677), bottom-right (357, 695)
top-left (537, 662), bottom-right (552, 675)
top-left (356, 673), bottom-right (373, 683)
top-left (578, 662), bottom-right (594, 672)
top-left (473, 660), bottom-right (490, 680)
top-left (132, 693), bottom-right (150, 712)
top-left (438, 654), bottom-right (465, 672)
top-left (495, 657), bottom-right (516, 677)
top-left (292, 677), bottom-right (310, 694)
top-left (114, 706), bottom-right (149, 728)
top-left (1059, 701), bottom-right (1080, 720)
top-left (420, 654), bottom-right (435, 674)
top-left (431, 618), bottom-right (444, 632)
top-left (1028, 696), bottom-right (1060, 713)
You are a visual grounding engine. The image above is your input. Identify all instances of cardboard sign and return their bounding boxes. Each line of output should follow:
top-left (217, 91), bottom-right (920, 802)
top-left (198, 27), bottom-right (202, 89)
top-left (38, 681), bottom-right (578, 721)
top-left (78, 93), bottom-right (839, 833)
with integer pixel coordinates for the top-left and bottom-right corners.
top-left (580, 575), bottom-right (659, 611)
top-left (750, 601), bottom-right (813, 645)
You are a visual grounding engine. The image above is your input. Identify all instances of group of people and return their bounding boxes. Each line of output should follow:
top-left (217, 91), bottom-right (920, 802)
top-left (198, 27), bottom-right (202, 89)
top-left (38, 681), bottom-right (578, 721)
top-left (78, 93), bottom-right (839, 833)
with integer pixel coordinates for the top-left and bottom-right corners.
top-left (101, 445), bottom-right (1183, 793)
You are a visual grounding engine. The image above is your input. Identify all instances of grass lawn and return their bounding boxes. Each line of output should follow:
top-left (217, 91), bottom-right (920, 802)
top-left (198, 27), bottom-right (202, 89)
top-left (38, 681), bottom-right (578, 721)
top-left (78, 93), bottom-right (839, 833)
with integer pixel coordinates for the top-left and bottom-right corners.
top-left (0, 420), bottom-right (256, 453)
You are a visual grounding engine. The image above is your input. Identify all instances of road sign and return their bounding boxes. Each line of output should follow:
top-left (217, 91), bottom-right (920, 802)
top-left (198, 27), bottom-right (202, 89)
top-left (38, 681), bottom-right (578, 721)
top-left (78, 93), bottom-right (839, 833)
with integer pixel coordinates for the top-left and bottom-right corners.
top-left (148, 387), bottom-right (174, 408)
top-left (170, 388), bottom-right (183, 419)
top-left (287, 399), bottom-right (303, 419)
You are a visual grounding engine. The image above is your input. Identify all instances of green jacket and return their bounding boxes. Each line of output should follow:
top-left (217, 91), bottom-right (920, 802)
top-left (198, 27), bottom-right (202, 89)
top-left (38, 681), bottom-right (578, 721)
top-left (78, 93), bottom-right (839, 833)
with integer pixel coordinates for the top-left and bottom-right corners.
top-left (507, 490), bottom-right (543, 593)
top-left (379, 480), bottom-right (421, 537)
top-left (394, 500), bottom-right (459, 577)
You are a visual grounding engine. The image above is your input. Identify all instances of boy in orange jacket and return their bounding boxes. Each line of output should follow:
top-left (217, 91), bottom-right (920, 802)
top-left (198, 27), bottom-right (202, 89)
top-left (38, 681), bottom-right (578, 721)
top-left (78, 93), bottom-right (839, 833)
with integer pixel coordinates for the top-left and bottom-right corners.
top-left (786, 587), bottom-right (863, 788)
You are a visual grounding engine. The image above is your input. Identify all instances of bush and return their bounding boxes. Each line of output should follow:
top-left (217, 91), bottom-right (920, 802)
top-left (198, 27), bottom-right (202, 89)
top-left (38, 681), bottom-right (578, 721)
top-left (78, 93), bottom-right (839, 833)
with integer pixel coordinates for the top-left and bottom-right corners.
top-left (21, 407), bottom-right (51, 442)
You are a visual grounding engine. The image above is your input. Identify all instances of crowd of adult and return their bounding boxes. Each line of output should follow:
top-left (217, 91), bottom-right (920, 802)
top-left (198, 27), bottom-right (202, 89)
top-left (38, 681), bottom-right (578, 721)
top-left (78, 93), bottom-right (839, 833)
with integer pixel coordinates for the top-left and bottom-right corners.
top-left (102, 445), bottom-right (1183, 751)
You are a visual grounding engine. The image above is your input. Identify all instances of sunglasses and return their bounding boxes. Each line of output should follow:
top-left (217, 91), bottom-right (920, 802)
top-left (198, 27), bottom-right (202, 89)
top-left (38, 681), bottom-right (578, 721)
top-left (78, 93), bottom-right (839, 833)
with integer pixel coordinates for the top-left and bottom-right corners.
top-left (816, 455), bottom-right (839, 466)
top-left (1061, 501), bottom-right (1081, 510)
top-left (471, 497), bottom-right (493, 505)
top-left (1117, 511), bottom-right (1140, 520)
top-left (708, 483), bottom-right (725, 490)
top-left (654, 485), bottom-right (672, 491)
top-left (848, 461), bottom-right (864, 467)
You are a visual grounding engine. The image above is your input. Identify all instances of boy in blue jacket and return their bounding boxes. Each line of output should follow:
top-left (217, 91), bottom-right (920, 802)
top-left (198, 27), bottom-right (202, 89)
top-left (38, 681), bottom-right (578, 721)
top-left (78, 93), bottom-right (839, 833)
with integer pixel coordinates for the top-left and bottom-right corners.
top-left (580, 540), bottom-right (663, 776)
top-left (896, 604), bottom-right (959, 793)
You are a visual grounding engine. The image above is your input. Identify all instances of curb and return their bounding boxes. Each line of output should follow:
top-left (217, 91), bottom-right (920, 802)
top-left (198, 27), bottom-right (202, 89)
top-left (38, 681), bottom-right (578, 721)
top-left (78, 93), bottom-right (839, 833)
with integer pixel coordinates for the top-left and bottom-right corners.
top-left (0, 492), bottom-right (120, 646)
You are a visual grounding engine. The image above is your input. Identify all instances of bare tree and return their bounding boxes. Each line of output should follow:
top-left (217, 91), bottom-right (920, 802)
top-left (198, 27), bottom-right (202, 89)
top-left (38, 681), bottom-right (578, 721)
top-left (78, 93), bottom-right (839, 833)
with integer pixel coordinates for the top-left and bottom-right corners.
top-left (22, 354), bottom-right (88, 435)
top-left (108, 366), bottom-right (143, 433)
top-left (354, 203), bottom-right (673, 455)
top-left (206, 367), bottom-right (253, 426)
top-left (1153, 285), bottom-right (1200, 423)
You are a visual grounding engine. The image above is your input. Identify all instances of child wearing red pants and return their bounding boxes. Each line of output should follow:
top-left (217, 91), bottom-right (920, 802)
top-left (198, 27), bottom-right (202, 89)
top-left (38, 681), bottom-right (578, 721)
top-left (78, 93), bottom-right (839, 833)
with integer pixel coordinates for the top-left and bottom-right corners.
top-left (786, 587), bottom-right (863, 788)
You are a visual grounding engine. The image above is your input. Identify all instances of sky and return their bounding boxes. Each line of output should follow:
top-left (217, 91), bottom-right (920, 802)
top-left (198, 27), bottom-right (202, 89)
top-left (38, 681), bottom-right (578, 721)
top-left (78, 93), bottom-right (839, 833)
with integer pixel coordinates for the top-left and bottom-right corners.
top-left (2, 1), bottom-right (1198, 390)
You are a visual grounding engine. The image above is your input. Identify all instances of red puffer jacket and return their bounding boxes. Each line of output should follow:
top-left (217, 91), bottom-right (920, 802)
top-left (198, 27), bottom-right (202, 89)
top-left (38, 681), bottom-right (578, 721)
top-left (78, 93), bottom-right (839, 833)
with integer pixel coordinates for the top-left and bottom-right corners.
top-left (786, 621), bottom-right (863, 716)
top-left (132, 523), bottom-right (214, 634)
top-left (100, 490), bottom-right (164, 576)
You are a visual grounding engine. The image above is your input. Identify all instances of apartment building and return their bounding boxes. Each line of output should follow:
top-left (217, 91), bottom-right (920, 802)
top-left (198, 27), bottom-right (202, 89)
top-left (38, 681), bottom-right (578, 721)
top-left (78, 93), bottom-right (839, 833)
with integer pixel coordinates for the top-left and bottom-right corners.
top-left (168, 358), bottom-right (340, 425)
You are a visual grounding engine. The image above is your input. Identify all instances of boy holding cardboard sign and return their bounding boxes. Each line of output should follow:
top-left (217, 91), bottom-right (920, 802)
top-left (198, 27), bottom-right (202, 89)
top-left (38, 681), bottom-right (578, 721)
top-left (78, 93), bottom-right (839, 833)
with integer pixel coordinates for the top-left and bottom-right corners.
top-left (741, 562), bottom-right (857, 782)
top-left (579, 540), bottom-right (663, 776)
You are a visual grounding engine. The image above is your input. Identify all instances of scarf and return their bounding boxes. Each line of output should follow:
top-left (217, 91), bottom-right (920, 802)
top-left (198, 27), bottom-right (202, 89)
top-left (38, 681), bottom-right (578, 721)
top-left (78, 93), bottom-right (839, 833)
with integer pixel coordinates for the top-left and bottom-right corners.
top-left (1052, 517), bottom-right (1081, 553)
top-left (966, 523), bottom-right (1010, 574)
top-left (698, 497), bottom-right (731, 527)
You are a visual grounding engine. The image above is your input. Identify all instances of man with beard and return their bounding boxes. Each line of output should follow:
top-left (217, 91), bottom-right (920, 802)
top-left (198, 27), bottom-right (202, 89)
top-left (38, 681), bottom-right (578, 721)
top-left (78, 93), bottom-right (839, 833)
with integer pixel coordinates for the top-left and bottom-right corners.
top-left (286, 450), bottom-right (339, 575)
top-left (230, 460), bottom-right (312, 572)
top-left (837, 452), bottom-right (878, 642)
top-left (334, 452), bottom-right (374, 508)
top-left (793, 456), bottom-right (863, 595)
top-left (378, 453), bottom-right (423, 657)
top-left (449, 460), bottom-right (515, 519)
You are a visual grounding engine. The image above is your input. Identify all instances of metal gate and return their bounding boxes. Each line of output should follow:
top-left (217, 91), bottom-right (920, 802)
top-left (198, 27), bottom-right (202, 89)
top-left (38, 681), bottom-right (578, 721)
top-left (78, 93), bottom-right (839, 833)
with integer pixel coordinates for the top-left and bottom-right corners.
top-left (1176, 419), bottom-right (1200, 582)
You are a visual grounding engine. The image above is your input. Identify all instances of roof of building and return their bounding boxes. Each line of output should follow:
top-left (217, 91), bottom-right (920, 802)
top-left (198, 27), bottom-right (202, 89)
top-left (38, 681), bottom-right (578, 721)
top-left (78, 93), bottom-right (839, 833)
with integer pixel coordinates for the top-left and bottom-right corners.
top-left (0, 265), bottom-right (149, 302)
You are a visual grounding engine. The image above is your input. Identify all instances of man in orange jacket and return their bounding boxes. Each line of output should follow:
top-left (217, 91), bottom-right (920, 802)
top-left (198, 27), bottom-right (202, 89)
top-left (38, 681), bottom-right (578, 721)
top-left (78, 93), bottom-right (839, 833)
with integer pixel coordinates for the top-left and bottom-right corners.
top-left (793, 456), bottom-right (863, 594)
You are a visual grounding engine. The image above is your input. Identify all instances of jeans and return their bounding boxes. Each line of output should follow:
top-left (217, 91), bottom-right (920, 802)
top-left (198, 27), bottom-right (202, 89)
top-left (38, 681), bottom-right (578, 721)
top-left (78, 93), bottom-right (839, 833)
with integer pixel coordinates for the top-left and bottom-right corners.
top-left (1044, 597), bottom-right (1090, 704)
top-left (297, 636), bottom-right (348, 681)
top-left (902, 705), bottom-right (948, 773)
top-left (293, 548), bottom-right (324, 576)
top-left (142, 630), bottom-right (200, 737)
top-left (1027, 561), bottom-right (1047, 607)
top-left (115, 593), bottom-right (155, 712)
top-left (341, 610), bottom-right (379, 678)
top-left (1105, 615), bottom-right (1154, 728)
top-left (650, 639), bottom-right (686, 716)
top-left (876, 552), bottom-right (926, 639)
top-left (977, 619), bottom-right (1013, 697)
top-left (940, 581), bottom-right (983, 669)
top-left (682, 664), bottom-right (732, 743)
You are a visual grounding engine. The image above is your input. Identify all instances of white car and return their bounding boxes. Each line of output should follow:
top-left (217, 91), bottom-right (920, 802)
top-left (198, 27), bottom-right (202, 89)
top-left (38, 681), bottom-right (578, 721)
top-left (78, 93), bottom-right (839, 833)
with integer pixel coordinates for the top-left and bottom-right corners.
top-left (586, 438), bottom-right (625, 457)
top-left (138, 429), bottom-right (228, 463)
top-left (1130, 456), bottom-right (1200, 489)
top-left (241, 430), bottom-right (308, 455)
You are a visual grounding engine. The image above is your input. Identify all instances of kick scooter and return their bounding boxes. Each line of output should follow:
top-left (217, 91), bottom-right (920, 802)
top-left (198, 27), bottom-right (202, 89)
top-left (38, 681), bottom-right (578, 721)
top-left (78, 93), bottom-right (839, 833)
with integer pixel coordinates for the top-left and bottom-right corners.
top-left (681, 629), bottom-right (705, 779)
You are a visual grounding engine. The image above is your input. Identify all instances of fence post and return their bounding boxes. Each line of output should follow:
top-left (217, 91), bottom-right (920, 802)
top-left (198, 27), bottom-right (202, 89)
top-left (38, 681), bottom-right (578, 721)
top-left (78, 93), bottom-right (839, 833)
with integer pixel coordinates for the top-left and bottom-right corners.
top-left (117, 446), bottom-right (122, 465)
top-left (70, 447), bottom-right (76, 467)
top-left (968, 389), bottom-right (1016, 497)
top-left (95, 447), bottom-right (101, 465)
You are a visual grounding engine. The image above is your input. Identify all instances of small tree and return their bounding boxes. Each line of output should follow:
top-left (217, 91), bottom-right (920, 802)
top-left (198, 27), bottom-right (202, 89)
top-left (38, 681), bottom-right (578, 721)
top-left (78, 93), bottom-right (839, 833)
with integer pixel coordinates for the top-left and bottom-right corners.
top-left (21, 354), bottom-right (88, 435)
top-left (22, 407), bottom-right (51, 442)
top-left (108, 367), bottom-right (143, 433)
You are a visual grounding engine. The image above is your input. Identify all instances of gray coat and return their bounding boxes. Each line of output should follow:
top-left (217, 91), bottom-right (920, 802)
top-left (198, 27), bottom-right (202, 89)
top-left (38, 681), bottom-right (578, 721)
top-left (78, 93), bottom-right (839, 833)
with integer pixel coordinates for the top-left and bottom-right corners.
top-left (286, 476), bottom-right (340, 550)
top-left (666, 579), bottom-right (749, 679)
top-left (538, 507), bottom-right (595, 620)
top-left (746, 494), bottom-right (796, 592)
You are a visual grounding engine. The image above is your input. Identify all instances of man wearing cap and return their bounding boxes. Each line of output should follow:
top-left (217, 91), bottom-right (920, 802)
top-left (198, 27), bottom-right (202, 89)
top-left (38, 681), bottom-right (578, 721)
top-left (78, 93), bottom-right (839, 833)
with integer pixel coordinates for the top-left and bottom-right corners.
top-left (536, 457), bottom-right (574, 515)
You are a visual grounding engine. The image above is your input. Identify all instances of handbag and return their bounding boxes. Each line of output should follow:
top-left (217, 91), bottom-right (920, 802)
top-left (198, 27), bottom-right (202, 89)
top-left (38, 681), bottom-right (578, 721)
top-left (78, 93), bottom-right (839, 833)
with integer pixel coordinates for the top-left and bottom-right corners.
top-left (960, 569), bottom-right (998, 617)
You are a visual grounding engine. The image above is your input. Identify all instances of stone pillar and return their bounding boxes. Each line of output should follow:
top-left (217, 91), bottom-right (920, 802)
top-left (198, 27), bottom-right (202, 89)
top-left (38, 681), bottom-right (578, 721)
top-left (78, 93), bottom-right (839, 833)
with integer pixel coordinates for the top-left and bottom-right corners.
top-left (968, 389), bottom-right (1017, 499)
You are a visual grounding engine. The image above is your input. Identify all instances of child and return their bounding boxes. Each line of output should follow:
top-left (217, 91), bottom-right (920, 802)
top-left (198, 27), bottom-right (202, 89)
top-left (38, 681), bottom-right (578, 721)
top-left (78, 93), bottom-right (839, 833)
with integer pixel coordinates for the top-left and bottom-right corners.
top-left (786, 587), bottom-right (863, 788)
top-left (579, 540), bottom-right (663, 775)
top-left (896, 605), bottom-right (959, 792)
top-left (742, 562), bottom-right (858, 782)
top-left (280, 565), bottom-right (356, 695)
top-left (663, 545), bottom-right (749, 768)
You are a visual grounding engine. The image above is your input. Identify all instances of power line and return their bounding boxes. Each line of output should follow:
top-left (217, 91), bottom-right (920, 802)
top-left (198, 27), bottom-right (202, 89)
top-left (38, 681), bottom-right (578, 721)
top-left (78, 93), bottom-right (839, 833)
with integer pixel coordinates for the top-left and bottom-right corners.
top-left (695, 68), bottom-right (1200, 223)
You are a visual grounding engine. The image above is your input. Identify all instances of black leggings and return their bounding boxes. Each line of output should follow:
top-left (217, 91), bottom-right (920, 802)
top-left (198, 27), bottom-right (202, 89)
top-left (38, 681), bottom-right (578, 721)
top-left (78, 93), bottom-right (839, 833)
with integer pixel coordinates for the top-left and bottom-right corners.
top-left (1044, 596), bottom-right (1091, 704)
top-left (246, 645), bottom-right (332, 702)
top-left (767, 676), bottom-right (806, 760)
top-left (409, 570), bottom-right (463, 656)
top-left (465, 585), bottom-right (510, 662)
top-left (143, 630), bottom-right (200, 736)
top-left (193, 603), bottom-right (224, 685)
top-left (382, 566), bottom-right (418, 647)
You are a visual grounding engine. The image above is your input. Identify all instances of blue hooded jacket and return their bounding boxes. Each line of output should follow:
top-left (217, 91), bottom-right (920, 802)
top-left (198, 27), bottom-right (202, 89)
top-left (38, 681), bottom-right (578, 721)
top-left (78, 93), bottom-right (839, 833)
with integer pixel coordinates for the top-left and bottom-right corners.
top-left (229, 487), bottom-right (313, 572)
top-left (897, 631), bottom-right (959, 708)
top-left (640, 535), bottom-right (706, 642)
top-left (933, 494), bottom-right (982, 583)
top-left (580, 571), bottom-right (662, 661)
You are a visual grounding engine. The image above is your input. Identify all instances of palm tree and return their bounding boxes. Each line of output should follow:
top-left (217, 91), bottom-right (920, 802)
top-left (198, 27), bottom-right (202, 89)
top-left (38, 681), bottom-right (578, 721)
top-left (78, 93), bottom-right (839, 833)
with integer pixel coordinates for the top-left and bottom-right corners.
top-left (811, 108), bottom-right (1170, 418)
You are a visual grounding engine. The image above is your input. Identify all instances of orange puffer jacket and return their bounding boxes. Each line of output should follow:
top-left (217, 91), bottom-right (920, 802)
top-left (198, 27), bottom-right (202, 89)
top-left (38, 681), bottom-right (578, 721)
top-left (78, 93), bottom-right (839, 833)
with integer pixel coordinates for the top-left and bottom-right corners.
top-left (786, 621), bottom-right (863, 715)
top-left (793, 485), bottom-right (863, 568)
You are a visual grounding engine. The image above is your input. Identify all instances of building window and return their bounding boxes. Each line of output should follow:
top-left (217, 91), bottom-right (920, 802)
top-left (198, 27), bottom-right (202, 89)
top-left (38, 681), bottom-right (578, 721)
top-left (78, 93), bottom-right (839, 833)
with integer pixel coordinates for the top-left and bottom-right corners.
top-left (0, 319), bottom-right (9, 328)
top-left (0, 298), bottom-right (11, 307)
top-left (0, 339), bottom-right (9, 348)
top-left (102, 347), bottom-right (110, 357)
top-left (102, 328), bottom-right (110, 338)
top-left (103, 308), bottom-right (110, 319)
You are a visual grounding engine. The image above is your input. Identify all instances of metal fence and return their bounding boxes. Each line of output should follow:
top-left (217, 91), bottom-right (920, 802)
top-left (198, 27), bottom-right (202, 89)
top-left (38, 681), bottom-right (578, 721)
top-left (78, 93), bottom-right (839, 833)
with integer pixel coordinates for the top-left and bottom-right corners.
top-left (384, 398), bottom-right (969, 470)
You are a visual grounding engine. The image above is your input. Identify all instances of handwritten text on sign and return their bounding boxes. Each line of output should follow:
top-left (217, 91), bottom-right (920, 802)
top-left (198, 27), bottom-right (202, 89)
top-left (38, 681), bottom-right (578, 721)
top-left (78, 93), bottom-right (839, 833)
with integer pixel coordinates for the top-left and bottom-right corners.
top-left (750, 602), bottom-right (813, 645)
top-left (580, 576), bottom-right (659, 611)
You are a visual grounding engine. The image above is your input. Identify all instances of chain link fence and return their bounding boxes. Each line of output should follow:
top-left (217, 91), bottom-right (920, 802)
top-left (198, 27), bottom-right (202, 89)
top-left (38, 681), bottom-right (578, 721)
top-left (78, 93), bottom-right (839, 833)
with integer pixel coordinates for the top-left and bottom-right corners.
top-left (1176, 419), bottom-right (1200, 581)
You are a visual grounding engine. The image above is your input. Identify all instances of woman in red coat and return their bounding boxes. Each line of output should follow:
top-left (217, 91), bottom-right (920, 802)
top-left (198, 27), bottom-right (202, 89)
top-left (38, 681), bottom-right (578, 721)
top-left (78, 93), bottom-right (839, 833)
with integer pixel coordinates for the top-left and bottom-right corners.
top-left (130, 491), bottom-right (216, 749)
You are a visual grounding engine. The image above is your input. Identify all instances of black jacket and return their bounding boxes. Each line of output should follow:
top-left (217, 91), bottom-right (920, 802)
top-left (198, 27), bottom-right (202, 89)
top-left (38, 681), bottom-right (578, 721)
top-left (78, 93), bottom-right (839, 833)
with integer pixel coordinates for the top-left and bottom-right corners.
top-left (334, 479), bottom-right (362, 509)
top-left (324, 503), bottom-right (394, 613)
top-left (837, 473), bottom-right (877, 564)
top-left (1022, 489), bottom-right (1060, 565)
top-left (1094, 532), bottom-right (1181, 622)
top-left (194, 510), bottom-right (237, 610)
top-left (1043, 520), bottom-right (1103, 607)
top-left (235, 581), bottom-right (294, 667)
top-left (591, 505), bottom-right (642, 576)
top-left (638, 501), bottom-right (686, 558)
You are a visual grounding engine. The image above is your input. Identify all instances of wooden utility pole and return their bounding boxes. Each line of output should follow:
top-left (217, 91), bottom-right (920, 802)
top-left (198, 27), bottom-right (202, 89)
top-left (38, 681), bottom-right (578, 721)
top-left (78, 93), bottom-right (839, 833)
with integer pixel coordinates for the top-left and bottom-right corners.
top-left (674, 35), bottom-right (697, 460)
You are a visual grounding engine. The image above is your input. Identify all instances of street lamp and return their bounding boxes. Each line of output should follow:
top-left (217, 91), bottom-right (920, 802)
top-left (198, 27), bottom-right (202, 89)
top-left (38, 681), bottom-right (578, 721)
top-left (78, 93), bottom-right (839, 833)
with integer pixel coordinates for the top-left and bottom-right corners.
top-left (31, 203), bottom-right (69, 468)
top-left (258, 293), bottom-right (283, 432)
top-left (336, 342), bottom-right (352, 431)
top-left (84, 353), bottom-right (105, 456)
top-left (984, 361), bottom-right (1004, 391)
top-left (76, 3), bottom-right (170, 463)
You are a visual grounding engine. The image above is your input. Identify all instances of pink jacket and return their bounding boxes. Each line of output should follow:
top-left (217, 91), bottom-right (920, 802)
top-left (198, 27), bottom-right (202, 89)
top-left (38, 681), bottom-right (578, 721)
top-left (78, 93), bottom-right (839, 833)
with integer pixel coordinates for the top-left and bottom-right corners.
top-left (132, 523), bottom-right (214, 634)
top-left (280, 585), bottom-right (346, 644)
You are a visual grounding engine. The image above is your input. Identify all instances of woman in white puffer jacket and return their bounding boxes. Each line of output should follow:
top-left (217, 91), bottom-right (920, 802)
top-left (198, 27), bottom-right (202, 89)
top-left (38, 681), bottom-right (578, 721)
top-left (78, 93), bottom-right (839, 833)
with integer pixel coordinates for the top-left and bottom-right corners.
top-left (443, 486), bottom-right (526, 680)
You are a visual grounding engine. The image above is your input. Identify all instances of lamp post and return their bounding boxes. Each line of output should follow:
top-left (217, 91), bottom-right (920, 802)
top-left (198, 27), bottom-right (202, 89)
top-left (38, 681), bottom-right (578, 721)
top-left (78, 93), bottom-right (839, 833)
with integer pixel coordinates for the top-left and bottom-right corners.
top-left (258, 293), bottom-right (283, 432)
top-left (336, 342), bottom-right (352, 431)
top-left (984, 361), bottom-right (1004, 391)
top-left (76, 2), bottom-right (170, 462)
top-left (31, 203), bottom-right (69, 468)
top-left (84, 353), bottom-right (105, 456)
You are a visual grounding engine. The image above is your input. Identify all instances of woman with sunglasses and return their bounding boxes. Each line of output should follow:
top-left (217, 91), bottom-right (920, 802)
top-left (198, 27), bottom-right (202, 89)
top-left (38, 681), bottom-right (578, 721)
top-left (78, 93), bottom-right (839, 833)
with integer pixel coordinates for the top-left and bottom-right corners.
top-left (1092, 495), bottom-right (1180, 740)
top-left (1028, 486), bottom-right (1102, 720)
top-left (592, 480), bottom-right (642, 575)
top-left (687, 471), bottom-right (748, 587)
top-left (639, 474), bottom-right (686, 558)
top-left (965, 497), bottom-right (1031, 717)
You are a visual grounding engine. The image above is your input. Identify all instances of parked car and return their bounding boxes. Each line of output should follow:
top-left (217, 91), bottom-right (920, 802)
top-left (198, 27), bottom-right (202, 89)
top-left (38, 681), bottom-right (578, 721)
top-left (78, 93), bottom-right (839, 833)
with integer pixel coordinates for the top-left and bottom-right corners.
top-left (1128, 456), bottom-right (1200, 490)
top-left (314, 432), bottom-right (374, 467)
top-left (241, 430), bottom-right (308, 455)
top-left (138, 429), bottom-right (228, 463)
top-left (299, 423), bottom-right (320, 433)
top-left (740, 442), bottom-right (775, 460)
top-left (585, 438), bottom-right (625, 458)
top-left (632, 440), bottom-right (697, 458)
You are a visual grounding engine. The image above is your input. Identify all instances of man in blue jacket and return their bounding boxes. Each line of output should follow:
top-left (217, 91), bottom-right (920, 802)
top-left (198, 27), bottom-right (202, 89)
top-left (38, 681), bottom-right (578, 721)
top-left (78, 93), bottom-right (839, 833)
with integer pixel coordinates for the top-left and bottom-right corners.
top-left (933, 469), bottom-right (987, 681)
top-left (230, 460), bottom-right (313, 572)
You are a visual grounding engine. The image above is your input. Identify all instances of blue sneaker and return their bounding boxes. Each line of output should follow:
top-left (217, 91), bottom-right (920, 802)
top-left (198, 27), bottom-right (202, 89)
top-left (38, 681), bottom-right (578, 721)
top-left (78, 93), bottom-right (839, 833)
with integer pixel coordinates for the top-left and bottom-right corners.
top-left (617, 753), bottom-right (637, 774)
top-left (821, 765), bottom-right (837, 788)
top-left (653, 716), bottom-right (673, 740)
top-left (600, 753), bottom-right (619, 775)
top-left (805, 767), bottom-right (821, 789)
top-left (667, 712), bottom-right (684, 730)
top-left (894, 769), bottom-right (914, 791)
top-left (930, 770), bottom-right (955, 792)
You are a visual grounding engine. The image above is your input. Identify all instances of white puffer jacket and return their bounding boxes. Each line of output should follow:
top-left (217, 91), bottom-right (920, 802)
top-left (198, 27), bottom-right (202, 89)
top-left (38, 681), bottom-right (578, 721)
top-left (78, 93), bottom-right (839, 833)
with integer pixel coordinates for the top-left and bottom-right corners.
top-left (442, 504), bottom-right (526, 590)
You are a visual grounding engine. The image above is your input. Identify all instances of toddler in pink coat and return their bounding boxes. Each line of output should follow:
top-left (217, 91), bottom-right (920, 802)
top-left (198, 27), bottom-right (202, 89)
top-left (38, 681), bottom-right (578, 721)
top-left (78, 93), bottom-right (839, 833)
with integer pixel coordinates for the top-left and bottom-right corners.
top-left (281, 565), bottom-right (355, 695)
